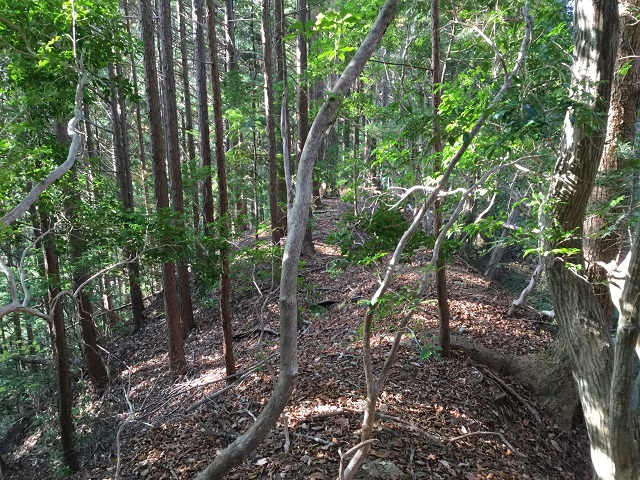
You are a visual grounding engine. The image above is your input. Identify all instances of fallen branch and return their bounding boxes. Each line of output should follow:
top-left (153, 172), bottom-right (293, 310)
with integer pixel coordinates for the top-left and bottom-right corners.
top-left (449, 430), bottom-right (526, 458)
top-left (375, 412), bottom-right (444, 446)
top-left (507, 260), bottom-right (543, 316)
top-left (484, 370), bottom-right (541, 424)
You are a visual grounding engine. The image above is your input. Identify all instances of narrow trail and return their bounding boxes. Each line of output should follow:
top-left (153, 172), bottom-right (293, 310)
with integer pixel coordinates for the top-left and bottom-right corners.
top-left (5, 198), bottom-right (590, 480)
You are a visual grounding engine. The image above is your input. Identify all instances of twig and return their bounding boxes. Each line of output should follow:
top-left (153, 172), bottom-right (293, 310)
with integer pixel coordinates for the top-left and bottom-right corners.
top-left (282, 413), bottom-right (290, 453)
top-left (295, 433), bottom-right (335, 448)
top-left (449, 431), bottom-right (526, 458)
top-left (484, 370), bottom-right (542, 424)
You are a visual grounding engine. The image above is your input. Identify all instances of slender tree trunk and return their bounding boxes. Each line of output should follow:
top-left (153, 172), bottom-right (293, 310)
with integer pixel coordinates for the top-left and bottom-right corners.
top-left (206, 0), bottom-right (237, 379)
top-left (432, 0), bottom-right (451, 358)
top-left (196, 1), bottom-right (400, 478)
top-left (192, 0), bottom-right (215, 229)
top-left (158, 0), bottom-right (195, 336)
top-left (224, 0), bottom-right (238, 72)
top-left (107, 64), bottom-right (146, 330)
top-left (138, 0), bottom-right (186, 376)
top-left (177, 0), bottom-right (200, 234)
top-left (261, 0), bottom-right (285, 245)
top-left (39, 207), bottom-right (79, 471)
top-left (297, 0), bottom-right (315, 255)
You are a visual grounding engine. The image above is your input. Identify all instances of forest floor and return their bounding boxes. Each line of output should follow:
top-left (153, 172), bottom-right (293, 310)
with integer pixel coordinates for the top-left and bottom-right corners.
top-left (3, 197), bottom-right (591, 480)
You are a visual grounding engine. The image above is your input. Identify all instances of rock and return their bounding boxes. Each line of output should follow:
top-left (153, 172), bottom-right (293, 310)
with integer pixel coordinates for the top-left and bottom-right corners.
top-left (356, 459), bottom-right (406, 479)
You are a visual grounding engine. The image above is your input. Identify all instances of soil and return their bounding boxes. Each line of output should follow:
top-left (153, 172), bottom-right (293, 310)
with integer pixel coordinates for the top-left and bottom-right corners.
top-left (2, 197), bottom-right (591, 480)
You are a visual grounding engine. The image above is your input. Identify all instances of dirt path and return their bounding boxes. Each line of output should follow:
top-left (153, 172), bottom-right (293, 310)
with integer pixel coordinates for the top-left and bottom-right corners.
top-left (5, 197), bottom-right (590, 480)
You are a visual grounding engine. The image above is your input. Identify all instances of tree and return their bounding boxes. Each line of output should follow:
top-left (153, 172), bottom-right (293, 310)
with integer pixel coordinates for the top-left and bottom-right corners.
top-left (138, 0), bottom-right (186, 376)
top-left (158, 0), bottom-right (195, 336)
top-left (206, 0), bottom-right (236, 379)
top-left (544, 0), bottom-right (640, 477)
top-left (195, 0), bottom-right (400, 477)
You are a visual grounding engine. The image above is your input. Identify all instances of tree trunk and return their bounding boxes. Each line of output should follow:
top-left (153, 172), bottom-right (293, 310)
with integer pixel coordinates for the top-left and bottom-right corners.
top-left (158, 0), bottom-right (195, 337)
top-left (296, 0), bottom-right (315, 256)
top-left (544, 1), bottom-right (640, 478)
top-left (192, 0), bottom-right (215, 229)
top-left (195, 1), bottom-right (400, 477)
top-left (206, 0), bottom-right (237, 379)
top-left (431, 0), bottom-right (451, 358)
top-left (261, 0), bottom-right (286, 245)
top-left (177, 0), bottom-right (200, 234)
top-left (138, 0), bottom-right (186, 376)
top-left (583, 0), bottom-right (640, 324)
top-left (39, 207), bottom-right (79, 471)
top-left (107, 65), bottom-right (146, 330)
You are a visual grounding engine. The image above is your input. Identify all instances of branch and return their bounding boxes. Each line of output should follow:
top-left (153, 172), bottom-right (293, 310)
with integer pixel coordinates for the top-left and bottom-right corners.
top-left (1, 68), bottom-right (87, 227)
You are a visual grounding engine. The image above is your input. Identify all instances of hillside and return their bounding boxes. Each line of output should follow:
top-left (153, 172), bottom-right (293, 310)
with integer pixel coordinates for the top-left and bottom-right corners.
top-left (3, 198), bottom-right (591, 480)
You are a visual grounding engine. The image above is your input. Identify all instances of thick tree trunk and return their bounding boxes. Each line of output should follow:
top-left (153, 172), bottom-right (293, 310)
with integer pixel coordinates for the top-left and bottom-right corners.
top-left (544, 1), bottom-right (640, 478)
top-left (584, 0), bottom-right (640, 324)
top-left (195, 1), bottom-right (400, 477)
top-left (206, 0), bottom-right (237, 379)
top-left (139, 0), bottom-right (186, 376)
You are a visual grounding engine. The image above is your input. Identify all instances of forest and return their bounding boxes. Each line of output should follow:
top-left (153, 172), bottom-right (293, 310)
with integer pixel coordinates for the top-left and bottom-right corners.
top-left (0, 0), bottom-right (638, 478)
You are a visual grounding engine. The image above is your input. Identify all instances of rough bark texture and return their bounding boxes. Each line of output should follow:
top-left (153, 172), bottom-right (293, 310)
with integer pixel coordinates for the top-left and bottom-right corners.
top-left (39, 209), bottom-right (79, 471)
top-left (583, 0), bottom-right (640, 324)
top-left (261, 0), bottom-right (286, 245)
top-left (139, 0), bottom-right (186, 376)
top-left (543, 1), bottom-right (640, 478)
top-left (158, 0), bottom-right (195, 336)
top-left (195, 1), bottom-right (400, 477)
top-left (107, 65), bottom-right (146, 330)
top-left (206, 0), bottom-right (237, 379)
top-left (432, 0), bottom-right (451, 359)
top-left (192, 0), bottom-right (215, 229)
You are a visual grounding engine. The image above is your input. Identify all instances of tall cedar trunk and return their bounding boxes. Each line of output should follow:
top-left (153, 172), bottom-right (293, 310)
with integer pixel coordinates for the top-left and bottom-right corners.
top-left (297, 0), bottom-right (315, 255)
top-left (543, 0), bottom-right (640, 478)
top-left (206, 0), bottom-right (236, 379)
top-left (107, 65), bottom-right (146, 330)
top-left (195, 1), bottom-right (400, 477)
top-left (158, 0), bottom-right (195, 336)
top-left (274, 0), bottom-right (290, 226)
top-left (432, 0), bottom-right (451, 357)
top-left (224, 0), bottom-right (237, 71)
top-left (177, 0), bottom-right (200, 233)
top-left (192, 0), bottom-right (215, 228)
top-left (39, 208), bottom-right (79, 471)
top-left (584, 0), bottom-right (640, 323)
top-left (123, 0), bottom-right (151, 216)
top-left (138, 0), bottom-right (186, 376)
top-left (261, 0), bottom-right (285, 245)
top-left (64, 157), bottom-right (108, 390)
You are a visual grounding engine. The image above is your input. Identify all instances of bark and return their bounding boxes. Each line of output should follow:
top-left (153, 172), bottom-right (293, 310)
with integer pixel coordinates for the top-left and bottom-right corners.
top-left (544, 0), bottom-right (640, 478)
top-left (107, 65), bottom-right (146, 330)
top-left (138, 0), bottom-right (186, 376)
top-left (261, 0), bottom-right (286, 245)
top-left (195, 1), bottom-right (400, 477)
top-left (432, 0), bottom-right (451, 358)
top-left (297, 0), bottom-right (315, 256)
top-left (177, 0), bottom-right (200, 233)
top-left (206, 0), bottom-right (237, 379)
top-left (224, 0), bottom-right (238, 71)
top-left (39, 208), bottom-right (79, 471)
top-left (484, 205), bottom-right (520, 280)
top-left (158, 0), bottom-right (195, 336)
top-left (584, 0), bottom-right (640, 324)
top-left (192, 0), bottom-right (215, 228)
